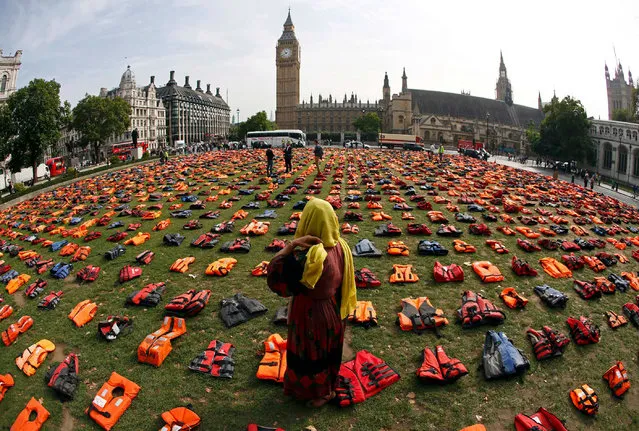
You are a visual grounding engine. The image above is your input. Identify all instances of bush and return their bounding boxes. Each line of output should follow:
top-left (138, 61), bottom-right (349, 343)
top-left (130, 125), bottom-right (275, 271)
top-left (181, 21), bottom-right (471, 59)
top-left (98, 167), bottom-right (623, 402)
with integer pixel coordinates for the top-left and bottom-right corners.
top-left (141, 151), bottom-right (149, 160)
top-left (14, 183), bottom-right (27, 193)
top-left (109, 156), bottom-right (121, 165)
top-left (66, 167), bottom-right (77, 178)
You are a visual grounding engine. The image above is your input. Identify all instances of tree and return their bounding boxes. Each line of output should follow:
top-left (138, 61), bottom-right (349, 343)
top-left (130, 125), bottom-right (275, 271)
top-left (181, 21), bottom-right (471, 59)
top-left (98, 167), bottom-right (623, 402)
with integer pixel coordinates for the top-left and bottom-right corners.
top-left (6, 79), bottom-right (62, 184)
top-left (237, 111), bottom-right (276, 141)
top-left (0, 103), bottom-right (14, 162)
top-left (612, 109), bottom-right (635, 123)
top-left (535, 96), bottom-right (594, 165)
top-left (73, 95), bottom-right (131, 163)
top-left (59, 100), bottom-right (75, 156)
top-left (525, 121), bottom-right (541, 152)
top-left (353, 112), bottom-right (381, 134)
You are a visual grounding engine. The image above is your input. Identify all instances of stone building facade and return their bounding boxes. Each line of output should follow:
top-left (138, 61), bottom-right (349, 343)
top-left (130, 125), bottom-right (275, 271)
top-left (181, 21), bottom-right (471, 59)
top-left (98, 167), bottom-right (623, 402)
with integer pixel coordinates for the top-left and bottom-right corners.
top-left (606, 62), bottom-right (634, 120)
top-left (382, 54), bottom-right (544, 153)
top-left (156, 71), bottom-right (230, 146)
top-left (275, 11), bottom-right (377, 137)
top-left (0, 49), bottom-right (22, 104)
top-left (590, 119), bottom-right (639, 185)
top-left (100, 66), bottom-right (166, 151)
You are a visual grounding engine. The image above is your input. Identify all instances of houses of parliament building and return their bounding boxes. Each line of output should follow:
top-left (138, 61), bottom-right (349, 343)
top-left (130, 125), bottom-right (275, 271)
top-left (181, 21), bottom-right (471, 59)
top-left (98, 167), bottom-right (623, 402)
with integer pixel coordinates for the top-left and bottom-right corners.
top-left (275, 10), bottom-right (544, 150)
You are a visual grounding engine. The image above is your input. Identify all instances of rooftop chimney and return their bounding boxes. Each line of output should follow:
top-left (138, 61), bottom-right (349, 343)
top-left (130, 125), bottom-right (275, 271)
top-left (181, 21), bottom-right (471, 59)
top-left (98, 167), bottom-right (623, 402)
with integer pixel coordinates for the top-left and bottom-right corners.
top-left (168, 71), bottom-right (176, 86)
top-left (150, 76), bottom-right (155, 84)
top-left (184, 76), bottom-right (191, 89)
top-left (206, 84), bottom-right (212, 95)
top-left (216, 87), bottom-right (221, 97)
top-left (196, 79), bottom-right (203, 92)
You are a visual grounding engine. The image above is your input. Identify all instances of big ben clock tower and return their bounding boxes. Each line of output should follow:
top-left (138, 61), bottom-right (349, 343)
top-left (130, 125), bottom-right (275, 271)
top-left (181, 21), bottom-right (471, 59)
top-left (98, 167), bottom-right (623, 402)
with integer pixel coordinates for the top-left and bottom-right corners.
top-left (275, 9), bottom-right (300, 130)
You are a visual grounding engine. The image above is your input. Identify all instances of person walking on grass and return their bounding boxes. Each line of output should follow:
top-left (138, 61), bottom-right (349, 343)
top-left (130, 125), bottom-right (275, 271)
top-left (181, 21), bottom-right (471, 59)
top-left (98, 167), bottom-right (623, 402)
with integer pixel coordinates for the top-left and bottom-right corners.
top-left (438, 143), bottom-right (445, 162)
top-left (589, 176), bottom-right (594, 190)
top-left (633, 184), bottom-right (638, 199)
top-left (583, 172), bottom-right (589, 189)
top-left (267, 198), bottom-right (356, 408)
top-left (314, 141), bottom-right (324, 175)
top-left (266, 146), bottom-right (274, 176)
top-left (284, 142), bottom-right (293, 173)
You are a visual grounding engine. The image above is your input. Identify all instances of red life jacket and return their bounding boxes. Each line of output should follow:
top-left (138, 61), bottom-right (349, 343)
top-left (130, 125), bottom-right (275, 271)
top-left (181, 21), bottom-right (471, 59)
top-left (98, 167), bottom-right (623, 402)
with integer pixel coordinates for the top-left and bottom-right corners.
top-left (334, 350), bottom-right (400, 407)
top-left (355, 268), bottom-right (382, 288)
top-left (416, 345), bottom-right (468, 384)
top-left (77, 265), bottom-right (101, 283)
top-left (188, 340), bottom-right (235, 378)
top-left (457, 290), bottom-right (505, 328)
top-left (526, 326), bottom-right (570, 360)
top-left (602, 361), bottom-right (630, 398)
top-left (159, 407), bottom-right (201, 431)
top-left (119, 265), bottom-right (142, 283)
top-left (566, 316), bottom-right (600, 345)
top-left (511, 256), bottom-right (538, 276)
top-left (514, 407), bottom-right (568, 431)
top-left (165, 289), bottom-right (211, 317)
top-left (433, 261), bottom-right (464, 282)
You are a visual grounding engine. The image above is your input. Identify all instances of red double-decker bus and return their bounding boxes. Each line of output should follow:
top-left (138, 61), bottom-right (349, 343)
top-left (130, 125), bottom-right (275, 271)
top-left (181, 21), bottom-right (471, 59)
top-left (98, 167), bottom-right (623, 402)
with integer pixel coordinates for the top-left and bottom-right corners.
top-left (110, 141), bottom-right (148, 160)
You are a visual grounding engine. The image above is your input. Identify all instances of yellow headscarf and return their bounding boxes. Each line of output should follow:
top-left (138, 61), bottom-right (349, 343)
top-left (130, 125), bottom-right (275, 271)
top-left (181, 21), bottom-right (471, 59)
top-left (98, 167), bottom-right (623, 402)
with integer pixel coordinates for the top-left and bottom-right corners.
top-left (295, 198), bottom-right (357, 319)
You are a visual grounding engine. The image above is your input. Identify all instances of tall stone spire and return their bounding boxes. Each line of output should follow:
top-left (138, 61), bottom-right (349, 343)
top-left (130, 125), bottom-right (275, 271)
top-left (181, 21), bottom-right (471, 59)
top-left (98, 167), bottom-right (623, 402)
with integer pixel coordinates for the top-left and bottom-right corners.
top-left (401, 68), bottom-right (407, 93)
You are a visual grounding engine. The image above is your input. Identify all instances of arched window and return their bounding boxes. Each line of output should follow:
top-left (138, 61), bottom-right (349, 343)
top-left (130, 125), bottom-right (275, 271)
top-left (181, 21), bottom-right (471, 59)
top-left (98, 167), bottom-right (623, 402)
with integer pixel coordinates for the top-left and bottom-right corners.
top-left (627, 130), bottom-right (632, 139)
top-left (603, 143), bottom-right (613, 169)
top-left (0, 75), bottom-right (7, 93)
top-left (430, 117), bottom-right (436, 125)
top-left (633, 149), bottom-right (639, 177)
top-left (619, 145), bottom-right (628, 174)
top-left (599, 126), bottom-right (604, 134)
top-left (605, 127), bottom-right (610, 134)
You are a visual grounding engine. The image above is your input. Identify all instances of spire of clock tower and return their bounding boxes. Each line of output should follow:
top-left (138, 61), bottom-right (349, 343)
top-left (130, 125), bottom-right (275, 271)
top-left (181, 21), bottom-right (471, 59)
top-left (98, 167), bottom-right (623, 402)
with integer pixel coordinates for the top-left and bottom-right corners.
top-left (276, 9), bottom-right (301, 130)
top-left (279, 9), bottom-right (296, 41)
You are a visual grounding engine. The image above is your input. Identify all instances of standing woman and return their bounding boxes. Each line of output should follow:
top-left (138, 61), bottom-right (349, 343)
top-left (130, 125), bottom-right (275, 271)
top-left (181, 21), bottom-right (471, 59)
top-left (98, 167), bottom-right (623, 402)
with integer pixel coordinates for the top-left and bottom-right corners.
top-left (267, 198), bottom-right (357, 407)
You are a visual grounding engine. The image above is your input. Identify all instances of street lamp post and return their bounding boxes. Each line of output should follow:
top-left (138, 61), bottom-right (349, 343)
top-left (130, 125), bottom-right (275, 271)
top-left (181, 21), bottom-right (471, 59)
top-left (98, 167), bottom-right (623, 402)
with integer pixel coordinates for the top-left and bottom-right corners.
top-left (236, 109), bottom-right (240, 125)
top-left (485, 113), bottom-right (490, 151)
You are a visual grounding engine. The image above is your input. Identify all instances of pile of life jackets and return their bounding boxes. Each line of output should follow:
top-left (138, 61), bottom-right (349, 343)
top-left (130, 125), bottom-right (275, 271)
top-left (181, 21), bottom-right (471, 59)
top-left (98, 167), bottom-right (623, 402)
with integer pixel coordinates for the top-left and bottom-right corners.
top-left (416, 345), bottom-right (468, 384)
top-left (499, 287), bottom-right (528, 309)
top-left (256, 333), bottom-right (287, 383)
top-left (16, 339), bottom-right (56, 376)
top-left (334, 350), bottom-right (400, 406)
top-left (219, 293), bottom-right (268, 328)
top-left (534, 284), bottom-right (569, 308)
top-left (2, 315), bottom-right (33, 346)
top-left (189, 340), bottom-right (236, 379)
top-left (602, 361), bottom-right (630, 398)
top-left (570, 384), bottom-right (598, 415)
top-left (525, 326), bottom-right (570, 360)
top-left (138, 316), bottom-right (187, 367)
top-left (86, 372), bottom-right (140, 430)
top-left (68, 300), bottom-right (98, 327)
top-left (159, 406), bottom-right (201, 431)
top-left (472, 261), bottom-right (503, 283)
top-left (433, 261), bottom-right (464, 282)
top-left (45, 353), bottom-right (79, 400)
top-left (457, 291), bottom-right (505, 328)
top-left (482, 331), bottom-right (530, 380)
top-left (513, 407), bottom-right (568, 431)
top-left (126, 282), bottom-right (165, 307)
top-left (165, 289), bottom-right (211, 317)
top-left (355, 268), bottom-right (381, 288)
top-left (397, 297), bottom-right (448, 334)
top-left (566, 316), bottom-right (600, 345)
top-left (390, 264), bottom-right (419, 283)
top-left (10, 397), bottom-right (50, 430)
top-left (206, 257), bottom-right (238, 276)
top-left (347, 301), bottom-right (378, 329)
top-left (170, 257), bottom-right (196, 273)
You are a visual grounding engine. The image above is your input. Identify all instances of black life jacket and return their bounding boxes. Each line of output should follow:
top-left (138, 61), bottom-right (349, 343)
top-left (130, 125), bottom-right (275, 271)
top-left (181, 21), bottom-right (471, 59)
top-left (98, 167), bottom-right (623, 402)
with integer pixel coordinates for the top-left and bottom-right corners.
top-left (188, 340), bottom-right (235, 378)
top-left (534, 284), bottom-right (568, 308)
top-left (219, 293), bottom-right (267, 328)
top-left (622, 302), bottom-right (639, 327)
top-left (220, 238), bottom-right (251, 253)
top-left (272, 306), bottom-right (288, 325)
top-left (165, 289), bottom-right (212, 317)
top-left (105, 244), bottom-right (126, 260)
top-left (126, 282), bottom-right (166, 307)
top-left (608, 273), bottom-right (630, 292)
top-left (45, 353), bottom-right (79, 400)
top-left (163, 233), bottom-right (185, 246)
top-left (418, 240), bottom-right (448, 256)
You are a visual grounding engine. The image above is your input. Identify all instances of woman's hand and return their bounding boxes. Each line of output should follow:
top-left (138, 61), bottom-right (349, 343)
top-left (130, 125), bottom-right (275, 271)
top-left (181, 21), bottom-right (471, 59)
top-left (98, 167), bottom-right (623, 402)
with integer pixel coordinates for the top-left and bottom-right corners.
top-left (292, 235), bottom-right (322, 249)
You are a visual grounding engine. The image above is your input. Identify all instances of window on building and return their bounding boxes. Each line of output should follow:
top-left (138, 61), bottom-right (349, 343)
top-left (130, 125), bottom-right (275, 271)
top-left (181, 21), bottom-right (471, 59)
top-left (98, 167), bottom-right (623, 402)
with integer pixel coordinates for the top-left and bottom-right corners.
top-left (633, 150), bottom-right (639, 177)
top-left (605, 127), bottom-right (610, 134)
top-left (619, 146), bottom-right (628, 174)
top-left (627, 130), bottom-right (632, 139)
top-left (0, 75), bottom-right (7, 93)
top-left (430, 118), bottom-right (436, 125)
top-left (603, 143), bottom-right (613, 169)
top-left (599, 126), bottom-right (604, 134)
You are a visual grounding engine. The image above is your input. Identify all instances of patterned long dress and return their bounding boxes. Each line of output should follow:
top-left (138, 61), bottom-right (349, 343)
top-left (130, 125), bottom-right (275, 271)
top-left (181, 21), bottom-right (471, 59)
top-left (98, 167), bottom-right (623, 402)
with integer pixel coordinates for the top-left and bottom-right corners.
top-left (267, 244), bottom-right (345, 401)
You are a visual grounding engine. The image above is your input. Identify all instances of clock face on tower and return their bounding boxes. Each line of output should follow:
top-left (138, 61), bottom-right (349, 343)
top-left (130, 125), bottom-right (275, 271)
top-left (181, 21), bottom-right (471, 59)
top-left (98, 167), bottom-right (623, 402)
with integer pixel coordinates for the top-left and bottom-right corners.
top-left (280, 48), bottom-right (292, 58)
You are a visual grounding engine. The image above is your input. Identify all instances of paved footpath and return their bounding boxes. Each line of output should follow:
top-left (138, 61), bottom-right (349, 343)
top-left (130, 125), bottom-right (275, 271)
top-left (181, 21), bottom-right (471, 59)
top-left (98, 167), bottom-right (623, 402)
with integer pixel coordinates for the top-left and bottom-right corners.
top-left (491, 155), bottom-right (638, 208)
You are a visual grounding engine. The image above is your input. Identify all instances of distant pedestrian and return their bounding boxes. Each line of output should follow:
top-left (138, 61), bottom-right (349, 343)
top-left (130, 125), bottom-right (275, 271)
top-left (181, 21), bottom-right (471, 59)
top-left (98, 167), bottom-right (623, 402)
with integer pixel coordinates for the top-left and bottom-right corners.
top-left (589, 177), bottom-right (594, 190)
top-left (7, 180), bottom-right (13, 195)
top-left (597, 173), bottom-right (601, 186)
top-left (583, 173), bottom-right (589, 188)
top-left (266, 147), bottom-right (274, 176)
top-left (314, 141), bottom-right (324, 175)
top-left (633, 184), bottom-right (638, 198)
top-left (438, 143), bottom-right (445, 162)
top-left (284, 143), bottom-right (293, 173)
top-left (571, 174), bottom-right (575, 184)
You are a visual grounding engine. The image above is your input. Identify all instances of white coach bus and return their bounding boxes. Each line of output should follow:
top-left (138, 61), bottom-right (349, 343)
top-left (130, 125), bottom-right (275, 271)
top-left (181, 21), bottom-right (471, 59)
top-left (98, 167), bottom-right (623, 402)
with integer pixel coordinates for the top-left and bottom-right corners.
top-left (246, 130), bottom-right (306, 148)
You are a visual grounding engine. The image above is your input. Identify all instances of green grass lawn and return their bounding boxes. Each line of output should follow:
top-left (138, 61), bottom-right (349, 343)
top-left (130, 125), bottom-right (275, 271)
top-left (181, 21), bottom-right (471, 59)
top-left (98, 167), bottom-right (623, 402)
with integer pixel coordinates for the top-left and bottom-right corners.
top-left (1, 149), bottom-right (639, 431)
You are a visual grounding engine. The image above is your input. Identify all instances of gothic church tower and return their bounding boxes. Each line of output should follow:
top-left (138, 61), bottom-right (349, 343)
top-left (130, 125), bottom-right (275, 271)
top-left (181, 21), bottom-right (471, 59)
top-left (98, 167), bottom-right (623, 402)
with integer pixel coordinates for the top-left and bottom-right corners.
top-left (275, 10), bottom-right (300, 129)
top-left (495, 51), bottom-right (513, 106)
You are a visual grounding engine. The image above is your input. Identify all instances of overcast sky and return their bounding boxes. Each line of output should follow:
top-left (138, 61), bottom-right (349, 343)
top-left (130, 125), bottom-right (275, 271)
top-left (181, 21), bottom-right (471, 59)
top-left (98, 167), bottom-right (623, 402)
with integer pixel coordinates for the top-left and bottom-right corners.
top-left (2, 0), bottom-right (638, 122)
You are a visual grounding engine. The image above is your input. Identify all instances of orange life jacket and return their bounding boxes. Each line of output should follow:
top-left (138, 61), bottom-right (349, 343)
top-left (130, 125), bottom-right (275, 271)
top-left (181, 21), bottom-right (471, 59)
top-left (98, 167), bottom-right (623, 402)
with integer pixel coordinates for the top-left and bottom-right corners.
top-left (401, 212), bottom-right (415, 220)
top-left (602, 361), bottom-right (630, 398)
top-left (606, 311), bottom-right (628, 328)
top-left (621, 271), bottom-right (639, 291)
top-left (453, 239), bottom-right (476, 253)
top-left (205, 258), bottom-right (238, 276)
top-left (427, 211), bottom-right (447, 222)
top-left (582, 255), bottom-right (606, 273)
top-left (390, 264), bottom-right (419, 283)
top-left (137, 316), bottom-right (187, 367)
top-left (6, 273), bottom-right (31, 294)
top-left (15, 339), bottom-right (56, 376)
top-left (86, 372), bottom-right (141, 431)
top-left (397, 297), bottom-right (448, 333)
top-left (458, 425), bottom-right (486, 431)
top-left (472, 261), bottom-right (504, 283)
top-left (231, 209), bottom-right (248, 220)
top-left (616, 253), bottom-right (629, 264)
top-left (256, 333), bottom-right (287, 383)
top-left (2, 315), bottom-right (34, 346)
top-left (539, 257), bottom-right (572, 279)
top-left (570, 384), bottom-right (598, 415)
top-left (516, 226), bottom-right (541, 239)
top-left (68, 300), bottom-right (98, 327)
top-left (152, 219), bottom-right (171, 231)
top-left (367, 201), bottom-right (383, 209)
top-left (123, 232), bottom-right (151, 246)
top-left (347, 301), bottom-right (378, 328)
top-left (159, 406), bottom-right (201, 431)
top-left (59, 242), bottom-right (79, 256)
top-left (170, 256), bottom-right (196, 273)
top-left (17, 250), bottom-right (39, 261)
top-left (239, 219), bottom-right (270, 236)
top-left (70, 246), bottom-right (91, 262)
top-left (499, 287), bottom-right (528, 309)
top-left (387, 241), bottom-right (409, 256)
top-left (251, 261), bottom-right (269, 277)
top-left (10, 397), bottom-right (50, 431)
top-left (571, 225), bottom-right (587, 236)
top-left (539, 227), bottom-right (556, 236)
top-left (0, 373), bottom-right (14, 403)
top-left (486, 239), bottom-right (509, 254)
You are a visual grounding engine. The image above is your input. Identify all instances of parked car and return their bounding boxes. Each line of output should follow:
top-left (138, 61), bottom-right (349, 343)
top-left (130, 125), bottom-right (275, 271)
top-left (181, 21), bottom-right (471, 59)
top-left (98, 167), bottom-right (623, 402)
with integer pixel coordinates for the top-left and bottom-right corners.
top-left (251, 140), bottom-right (271, 149)
top-left (403, 143), bottom-right (425, 151)
top-left (464, 148), bottom-right (490, 160)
